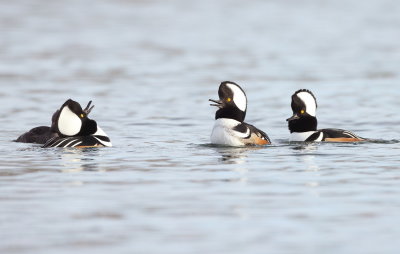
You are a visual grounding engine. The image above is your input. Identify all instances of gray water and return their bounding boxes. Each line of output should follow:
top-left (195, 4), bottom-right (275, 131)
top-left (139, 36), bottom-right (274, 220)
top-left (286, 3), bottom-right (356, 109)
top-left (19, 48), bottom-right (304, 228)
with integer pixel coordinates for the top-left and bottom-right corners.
top-left (1, 0), bottom-right (400, 253)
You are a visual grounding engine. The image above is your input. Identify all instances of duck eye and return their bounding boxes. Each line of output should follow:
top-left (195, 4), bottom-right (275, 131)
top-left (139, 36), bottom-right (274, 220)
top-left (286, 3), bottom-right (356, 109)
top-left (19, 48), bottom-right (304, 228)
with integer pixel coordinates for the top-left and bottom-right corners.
top-left (227, 98), bottom-right (231, 102)
top-left (80, 114), bottom-right (84, 118)
top-left (300, 110), bottom-right (305, 114)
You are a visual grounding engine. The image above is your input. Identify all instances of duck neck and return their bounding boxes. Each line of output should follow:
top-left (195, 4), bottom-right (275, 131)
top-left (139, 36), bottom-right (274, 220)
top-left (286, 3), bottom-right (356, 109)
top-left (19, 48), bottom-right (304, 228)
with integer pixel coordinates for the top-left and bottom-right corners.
top-left (288, 116), bottom-right (317, 133)
top-left (215, 107), bottom-right (245, 122)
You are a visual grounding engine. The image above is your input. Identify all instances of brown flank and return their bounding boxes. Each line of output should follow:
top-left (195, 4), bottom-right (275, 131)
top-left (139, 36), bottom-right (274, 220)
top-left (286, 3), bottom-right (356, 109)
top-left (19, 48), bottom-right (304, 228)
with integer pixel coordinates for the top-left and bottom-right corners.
top-left (245, 134), bottom-right (270, 145)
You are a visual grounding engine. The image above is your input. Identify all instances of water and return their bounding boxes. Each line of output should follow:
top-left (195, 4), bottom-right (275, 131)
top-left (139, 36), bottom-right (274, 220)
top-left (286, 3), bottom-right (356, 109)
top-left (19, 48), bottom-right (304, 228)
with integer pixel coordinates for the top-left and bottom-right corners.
top-left (1, 0), bottom-right (400, 253)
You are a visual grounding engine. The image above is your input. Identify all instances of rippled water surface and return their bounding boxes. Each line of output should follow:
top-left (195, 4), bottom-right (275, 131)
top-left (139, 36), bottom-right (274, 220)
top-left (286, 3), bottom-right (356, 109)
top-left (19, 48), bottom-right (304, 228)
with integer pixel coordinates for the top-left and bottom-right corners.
top-left (1, 0), bottom-right (400, 253)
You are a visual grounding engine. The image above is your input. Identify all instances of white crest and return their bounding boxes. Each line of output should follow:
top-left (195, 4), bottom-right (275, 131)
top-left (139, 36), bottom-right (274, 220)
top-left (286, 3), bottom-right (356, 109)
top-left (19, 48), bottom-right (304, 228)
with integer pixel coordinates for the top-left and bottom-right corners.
top-left (226, 83), bottom-right (247, 112)
top-left (297, 92), bottom-right (317, 117)
top-left (58, 106), bottom-right (82, 136)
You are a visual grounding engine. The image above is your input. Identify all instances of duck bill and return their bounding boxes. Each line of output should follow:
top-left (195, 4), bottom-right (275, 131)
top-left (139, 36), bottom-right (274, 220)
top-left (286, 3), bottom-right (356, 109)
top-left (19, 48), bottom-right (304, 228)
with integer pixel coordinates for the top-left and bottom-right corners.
top-left (83, 100), bottom-right (95, 115)
top-left (209, 99), bottom-right (223, 108)
top-left (286, 114), bottom-right (300, 121)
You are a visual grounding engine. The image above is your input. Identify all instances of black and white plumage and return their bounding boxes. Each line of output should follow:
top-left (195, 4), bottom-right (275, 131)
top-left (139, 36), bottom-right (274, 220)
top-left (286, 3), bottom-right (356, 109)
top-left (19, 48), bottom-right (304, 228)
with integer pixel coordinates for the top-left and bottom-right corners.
top-left (51, 99), bottom-right (97, 137)
top-left (209, 81), bottom-right (270, 146)
top-left (15, 126), bottom-right (57, 144)
top-left (42, 99), bottom-right (112, 148)
top-left (287, 89), bottom-right (365, 142)
top-left (16, 99), bottom-right (112, 148)
top-left (42, 128), bottom-right (112, 148)
top-left (15, 108), bottom-right (62, 144)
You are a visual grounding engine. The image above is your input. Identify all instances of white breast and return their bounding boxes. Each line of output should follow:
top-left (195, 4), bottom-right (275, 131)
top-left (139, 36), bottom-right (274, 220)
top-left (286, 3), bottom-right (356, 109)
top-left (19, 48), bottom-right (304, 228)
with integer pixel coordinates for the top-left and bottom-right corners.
top-left (210, 118), bottom-right (245, 146)
top-left (289, 131), bottom-right (317, 142)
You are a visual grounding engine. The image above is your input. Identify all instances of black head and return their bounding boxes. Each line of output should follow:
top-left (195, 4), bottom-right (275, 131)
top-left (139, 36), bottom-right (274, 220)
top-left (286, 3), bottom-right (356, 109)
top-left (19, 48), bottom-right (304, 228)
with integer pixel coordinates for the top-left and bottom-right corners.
top-left (209, 81), bottom-right (247, 122)
top-left (52, 99), bottom-right (97, 137)
top-left (287, 89), bottom-right (318, 133)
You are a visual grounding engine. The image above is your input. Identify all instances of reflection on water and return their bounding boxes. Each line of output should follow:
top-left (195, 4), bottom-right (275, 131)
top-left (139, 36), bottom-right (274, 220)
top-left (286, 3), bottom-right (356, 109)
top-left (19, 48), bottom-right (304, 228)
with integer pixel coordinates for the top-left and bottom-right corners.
top-left (292, 144), bottom-right (320, 172)
top-left (214, 146), bottom-right (252, 164)
top-left (58, 148), bottom-right (100, 173)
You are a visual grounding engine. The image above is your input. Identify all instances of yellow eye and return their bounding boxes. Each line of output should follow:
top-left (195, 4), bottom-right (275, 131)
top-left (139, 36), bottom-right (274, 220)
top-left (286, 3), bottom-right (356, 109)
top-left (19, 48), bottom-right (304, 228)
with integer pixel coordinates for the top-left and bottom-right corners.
top-left (227, 98), bottom-right (231, 102)
top-left (80, 114), bottom-right (84, 118)
top-left (300, 110), bottom-right (305, 114)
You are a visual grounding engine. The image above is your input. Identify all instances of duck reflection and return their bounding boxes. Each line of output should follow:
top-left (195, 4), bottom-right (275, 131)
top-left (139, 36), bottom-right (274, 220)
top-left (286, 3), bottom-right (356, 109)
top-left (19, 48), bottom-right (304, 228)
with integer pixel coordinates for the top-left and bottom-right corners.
top-left (212, 146), bottom-right (264, 185)
top-left (213, 146), bottom-right (264, 165)
top-left (58, 148), bottom-right (101, 173)
top-left (291, 143), bottom-right (320, 172)
top-left (214, 146), bottom-right (247, 164)
top-left (290, 143), bottom-right (321, 196)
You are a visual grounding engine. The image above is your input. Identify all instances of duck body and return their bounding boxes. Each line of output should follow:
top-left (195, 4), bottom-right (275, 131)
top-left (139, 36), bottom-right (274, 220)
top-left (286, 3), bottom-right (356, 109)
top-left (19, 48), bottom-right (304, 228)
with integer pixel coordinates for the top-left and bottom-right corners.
top-left (210, 81), bottom-right (270, 146)
top-left (290, 128), bottom-right (364, 142)
top-left (43, 126), bottom-right (112, 148)
top-left (15, 126), bottom-right (58, 144)
top-left (16, 99), bottom-right (112, 148)
top-left (211, 118), bottom-right (270, 146)
top-left (287, 89), bottom-right (364, 142)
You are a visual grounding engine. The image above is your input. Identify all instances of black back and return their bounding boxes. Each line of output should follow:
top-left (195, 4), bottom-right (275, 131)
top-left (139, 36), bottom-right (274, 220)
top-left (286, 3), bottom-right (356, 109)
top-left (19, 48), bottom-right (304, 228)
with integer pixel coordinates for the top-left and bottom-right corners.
top-left (305, 128), bottom-right (363, 141)
top-left (15, 126), bottom-right (59, 144)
